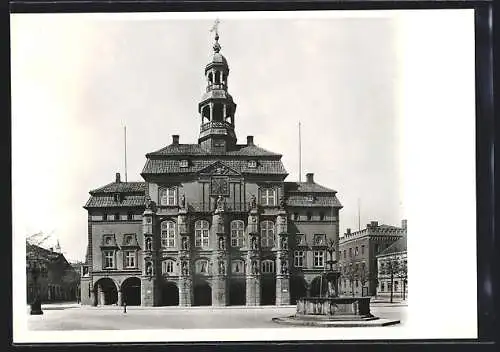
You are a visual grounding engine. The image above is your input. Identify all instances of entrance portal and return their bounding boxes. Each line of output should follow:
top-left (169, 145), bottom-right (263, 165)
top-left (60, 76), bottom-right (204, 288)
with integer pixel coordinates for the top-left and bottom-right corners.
top-left (94, 278), bottom-right (118, 305)
top-left (193, 281), bottom-right (212, 306)
top-left (161, 281), bottom-right (179, 306)
top-left (229, 280), bottom-right (246, 306)
top-left (121, 277), bottom-right (141, 306)
top-left (260, 278), bottom-right (276, 306)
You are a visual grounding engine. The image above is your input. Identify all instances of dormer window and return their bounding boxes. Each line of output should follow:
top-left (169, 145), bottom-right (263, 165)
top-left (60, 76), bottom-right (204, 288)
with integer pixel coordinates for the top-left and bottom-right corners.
top-left (113, 193), bottom-right (121, 203)
top-left (260, 188), bottom-right (276, 206)
top-left (160, 187), bottom-right (177, 206)
top-left (179, 159), bottom-right (189, 168)
top-left (248, 160), bottom-right (257, 168)
top-left (313, 234), bottom-right (326, 246)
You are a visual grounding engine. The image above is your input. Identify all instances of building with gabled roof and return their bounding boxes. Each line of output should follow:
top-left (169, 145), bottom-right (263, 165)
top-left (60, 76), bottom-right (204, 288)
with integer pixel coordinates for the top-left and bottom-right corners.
top-left (376, 233), bottom-right (408, 299)
top-left (80, 29), bottom-right (342, 307)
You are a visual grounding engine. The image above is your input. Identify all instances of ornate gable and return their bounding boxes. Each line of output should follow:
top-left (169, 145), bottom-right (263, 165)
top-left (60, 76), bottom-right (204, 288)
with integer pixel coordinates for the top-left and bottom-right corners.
top-left (198, 161), bottom-right (241, 176)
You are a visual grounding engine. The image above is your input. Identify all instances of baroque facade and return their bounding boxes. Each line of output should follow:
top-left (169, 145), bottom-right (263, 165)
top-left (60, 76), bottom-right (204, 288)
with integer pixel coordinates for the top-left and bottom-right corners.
top-left (80, 32), bottom-right (342, 307)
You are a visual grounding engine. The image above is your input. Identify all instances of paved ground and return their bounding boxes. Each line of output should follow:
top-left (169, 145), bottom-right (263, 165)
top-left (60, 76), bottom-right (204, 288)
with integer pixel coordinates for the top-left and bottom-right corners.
top-left (27, 302), bottom-right (407, 331)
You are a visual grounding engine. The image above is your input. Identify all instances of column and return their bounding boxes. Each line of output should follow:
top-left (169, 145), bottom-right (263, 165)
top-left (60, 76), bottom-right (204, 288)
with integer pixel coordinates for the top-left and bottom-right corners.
top-left (98, 285), bottom-right (105, 306)
top-left (142, 207), bottom-right (157, 306)
top-left (117, 290), bottom-right (123, 306)
top-left (179, 276), bottom-right (193, 307)
top-left (275, 211), bottom-right (290, 305)
top-left (91, 288), bottom-right (97, 306)
top-left (211, 210), bottom-right (228, 306)
top-left (246, 208), bottom-right (261, 306)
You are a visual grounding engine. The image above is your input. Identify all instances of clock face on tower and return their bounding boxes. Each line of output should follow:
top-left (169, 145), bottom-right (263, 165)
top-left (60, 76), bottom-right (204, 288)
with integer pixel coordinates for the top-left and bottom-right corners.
top-left (210, 176), bottom-right (230, 196)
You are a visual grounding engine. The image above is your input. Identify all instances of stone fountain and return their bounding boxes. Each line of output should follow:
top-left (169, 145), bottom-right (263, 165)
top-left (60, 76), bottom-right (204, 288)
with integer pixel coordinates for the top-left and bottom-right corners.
top-left (273, 239), bottom-right (400, 327)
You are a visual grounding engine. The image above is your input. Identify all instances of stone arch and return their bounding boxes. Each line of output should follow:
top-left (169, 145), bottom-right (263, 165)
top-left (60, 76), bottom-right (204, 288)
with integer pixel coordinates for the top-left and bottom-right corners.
top-left (94, 278), bottom-right (118, 306)
top-left (121, 277), bottom-right (141, 306)
top-left (193, 279), bottom-right (212, 306)
top-left (229, 279), bottom-right (246, 306)
top-left (160, 280), bottom-right (179, 306)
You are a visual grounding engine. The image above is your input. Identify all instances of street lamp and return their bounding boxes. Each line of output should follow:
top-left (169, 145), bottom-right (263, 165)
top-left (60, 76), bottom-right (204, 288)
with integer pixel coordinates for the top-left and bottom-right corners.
top-left (27, 260), bottom-right (47, 315)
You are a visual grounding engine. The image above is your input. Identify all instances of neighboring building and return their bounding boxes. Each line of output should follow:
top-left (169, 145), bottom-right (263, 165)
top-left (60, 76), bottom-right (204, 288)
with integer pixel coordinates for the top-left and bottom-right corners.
top-left (376, 234), bottom-right (408, 299)
top-left (80, 31), bottom-right (343, 307)
top-left (26, 242), bottom-right (80, 303)
top-left (338, 219), bottom-right (407, 296)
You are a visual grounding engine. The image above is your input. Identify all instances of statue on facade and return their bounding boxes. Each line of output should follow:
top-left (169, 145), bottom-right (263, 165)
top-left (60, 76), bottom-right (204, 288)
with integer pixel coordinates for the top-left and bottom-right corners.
top-left (251, 260), bottom-right (258, 274)
top-left (146, 262), bottom-right (153, 276)
top-left (216, 195), bottom-right (225, 211)
top-left (281, 261), bottom-right (288, 274)
top-left (280, 236), bottom-right (288, 250)
top-left (145, 197), bottom-right (156, 212)
top-left (182, 237), bottom-right (188, 250)
top-left (182, 261), bottom-right (188, 275)
top-left (251, 236), bottom-right (258, 250)
top-left (145, 238), bottom-right (152, 251)
top-left (219, 260), bottom-right (225, 275)
top-left (218, 236), bottom-right (225, 250)
top-left (279, 196), bottom-right (286, 209)
top-left (250, 195), bottom-right (257, 209)
top-left (180, 194), bottom-right (186, 209)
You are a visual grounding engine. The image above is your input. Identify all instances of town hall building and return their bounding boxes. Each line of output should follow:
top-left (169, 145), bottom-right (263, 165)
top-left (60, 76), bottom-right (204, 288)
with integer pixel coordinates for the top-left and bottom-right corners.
top-left (80, 30), bottom-right (343, 307)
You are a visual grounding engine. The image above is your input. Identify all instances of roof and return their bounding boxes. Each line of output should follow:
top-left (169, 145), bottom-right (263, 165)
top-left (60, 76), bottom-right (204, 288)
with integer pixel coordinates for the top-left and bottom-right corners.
top-left (206, 52), bottom-right (228, 67)
top-left (84, 195), bottom-right (147, 209)
top-left (286, 194), bottom-right (343, 208)
top-left (26, 242), bottom-right (66, 262)
top-left (378, 235), bottom-right (407, 256)
top-left (147, 143), bottom-right (282, 157)
top-left (90, 182), bottom-right (146, 194)
top-left (142, 158), bottom-right (287, 176)
top-left (285, 181), bottom-right (337, 193)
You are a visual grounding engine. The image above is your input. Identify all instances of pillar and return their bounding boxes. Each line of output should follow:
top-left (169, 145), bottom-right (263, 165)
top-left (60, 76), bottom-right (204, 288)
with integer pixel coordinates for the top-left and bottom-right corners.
top-left (98, 285), bottom-right (105, 306)
top-left (179, 277), bottom-right (193, 306)
top-left (275, 211), bottom-right (290, 305)
top-left (117, 290), bottom-right (123, 306)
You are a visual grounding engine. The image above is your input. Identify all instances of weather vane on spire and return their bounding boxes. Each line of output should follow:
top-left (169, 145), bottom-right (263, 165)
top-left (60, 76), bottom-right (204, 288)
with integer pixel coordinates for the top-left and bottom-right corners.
top-left (210, 18), bottom-right (222, 53)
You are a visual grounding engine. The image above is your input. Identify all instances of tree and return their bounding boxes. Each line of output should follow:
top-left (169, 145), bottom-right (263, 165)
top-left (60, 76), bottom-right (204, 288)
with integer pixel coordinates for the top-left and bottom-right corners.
top-left (357, 263), bottom-right (370, 297)
top-left (380, 257), bottom-right (401, 303)
top-left (397, 258), bottom-right (408, 300)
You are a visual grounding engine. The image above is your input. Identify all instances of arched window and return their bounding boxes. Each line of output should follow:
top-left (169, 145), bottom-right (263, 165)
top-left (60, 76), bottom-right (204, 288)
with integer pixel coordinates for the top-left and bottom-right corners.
top-left (260, 220), bottom-right (275, 248)
top-left (162, 259), bottom-right (175, 274)
top-left (230, 220), bottom-right (245, 247)
top-left (160, 187), bottom-right (177, 206)
top-left (195, 220), bottom-right (210, 248)
top-left (195, 259), bottom-right (209, 274)
top-left (261, 259), bottom-right (275, 273)
top-left (161, 221), bottom-right (176, 248)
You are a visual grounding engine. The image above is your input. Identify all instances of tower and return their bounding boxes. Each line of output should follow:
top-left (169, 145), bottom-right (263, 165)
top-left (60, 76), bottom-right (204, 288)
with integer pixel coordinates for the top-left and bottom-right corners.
top-left (198, 30), bottom-right (237, 153)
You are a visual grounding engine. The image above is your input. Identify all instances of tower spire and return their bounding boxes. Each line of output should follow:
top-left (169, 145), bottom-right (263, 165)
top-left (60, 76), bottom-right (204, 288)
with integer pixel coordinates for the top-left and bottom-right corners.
top-left (210, 18), bottom-right (221, 53)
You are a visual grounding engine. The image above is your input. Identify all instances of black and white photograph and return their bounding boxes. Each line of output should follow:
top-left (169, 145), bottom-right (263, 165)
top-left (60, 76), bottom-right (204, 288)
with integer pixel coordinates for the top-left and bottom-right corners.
top-left (11, 10), bottom-right (477, 342)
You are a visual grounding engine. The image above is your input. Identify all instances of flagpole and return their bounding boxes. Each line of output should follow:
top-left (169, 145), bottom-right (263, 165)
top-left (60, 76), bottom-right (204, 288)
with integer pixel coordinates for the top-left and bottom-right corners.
top-left (124, 126), bottom-right (128, 182)
top-left (299, 121), bottom-right (302, 183)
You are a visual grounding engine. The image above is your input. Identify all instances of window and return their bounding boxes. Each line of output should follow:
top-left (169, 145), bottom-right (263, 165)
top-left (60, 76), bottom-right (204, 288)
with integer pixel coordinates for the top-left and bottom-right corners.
top-left (355, 247), bottom-right (359, 256)
top-left (161, 221), bottom-right (176, 248)
top-left (106, 214), bottom-right (115, 221)
top-left (260, 188), bottom-right (275, 206)
top-left (160, 187), bottom-right (177, 206)
top-left (344, 250), bottom-right (346, 259)
top-left (306, 212), bottom-right (312, 221)
top-left (349, 248), bottom-right (352, 257)
top-left (133, 214), bottom-right (142, 221)
top-left (124, 251), bottom-right (136, 268)
top-left (91, 215), bottom-right (103, 221)
top-left (260, 221), bottom-right (275, 247)
top-left (394, 281), bottom-right (399, 292)
top-left (103, 251), bottom-right (114, 269)
top-left (248, 160), bottom-right (257, 168)
top-left (294, 250), bottom-right (305, 267)
top-left (381, 282), bottom-right (385, 292)
top-left (196, 260), bottom-right (209, 274)
top-left (162, 260), bottom-right (175, 274)
top-left (230, 220), bottom-right (245, 247)
top-left (313, 251), bottom-right (325, 268)
top-left (120, 214), bottom-right (128, 221)
top-left (179, 159), bottom-right (189, 168)
top-left (319, 212), bottom-right (325, 221)
top-left (313, 234), bottom-right (326, 246)
top-left (361, 245), bottom-right (365, 255)
top-left (261, 260), bottom-right (275, 273)
top-left (195, 220), bottom-right (210, 248)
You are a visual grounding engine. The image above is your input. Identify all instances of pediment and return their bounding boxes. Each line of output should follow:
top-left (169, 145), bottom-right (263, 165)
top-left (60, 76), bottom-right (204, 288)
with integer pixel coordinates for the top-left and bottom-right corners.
top-left (198, 161), bottom-right (241, 176)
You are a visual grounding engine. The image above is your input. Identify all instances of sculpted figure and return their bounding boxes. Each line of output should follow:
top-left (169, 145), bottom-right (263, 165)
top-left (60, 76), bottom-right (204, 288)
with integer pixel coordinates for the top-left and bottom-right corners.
top-left (250, 195), bottom-right (257, 209)
top-left (182, 237), bottom-right (188, 250)
top-left (216, 195), bottom-right (225, 211)
top-left (180, 194), bottom-right (186, 208)
top-left (218, 236), bottom-right (225, 250)
top-left (145, 238), bottom-right (152, 251)
top-left (146, 262), bottom-right (153, 276)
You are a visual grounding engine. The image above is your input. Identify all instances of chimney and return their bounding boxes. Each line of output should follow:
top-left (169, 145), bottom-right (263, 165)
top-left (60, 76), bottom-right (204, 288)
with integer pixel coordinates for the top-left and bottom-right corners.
top-left (247, 136), bottom-right (254, 146)
top-left (306, 173), bottom-right (314, 183)
top-left (346, 228), bottom-right (351, 236)
top-left (401, 219), bottom-right (407, 229)
top-left (172, 135), bottom-right (180, 145)
top-left (115, 173), bottom-right (121, 183)
top-left (370, 221), bottom-right (378, 227)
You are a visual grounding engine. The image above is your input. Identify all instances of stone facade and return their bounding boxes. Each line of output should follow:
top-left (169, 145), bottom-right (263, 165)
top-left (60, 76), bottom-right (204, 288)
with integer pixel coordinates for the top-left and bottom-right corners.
top-left (338, 220), bottom-right (406, 296)
top-left (81, 32), bottom-right (343, 307)
top-left (376, 235), bottom-right (408, 299)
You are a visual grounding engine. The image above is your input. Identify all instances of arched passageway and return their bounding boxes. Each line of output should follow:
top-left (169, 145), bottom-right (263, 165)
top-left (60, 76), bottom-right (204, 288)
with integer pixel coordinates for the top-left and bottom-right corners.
top-left (193, 281), bottom-right (212, 306)
top-left (290, 276), bottom-right (308, 304)
top-left (229, 280), bottom-right (246, 306)
top-left (95, 278), bottom-right (118, 306)
top-left (121, 277), bottom-right (141, 306)
top-left (260, 278), bottom-right (276, 306)
top-left (161, 281), bottom-right (179, 306)
top-left (310, 276), bottom-right (328, 298)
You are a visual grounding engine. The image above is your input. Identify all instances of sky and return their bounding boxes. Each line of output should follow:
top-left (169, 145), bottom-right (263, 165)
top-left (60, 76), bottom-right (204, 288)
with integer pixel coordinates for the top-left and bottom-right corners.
top-left (11, 13), bottom-right (405, 262)
top-left (12, 10), bottom-right (478, 341)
